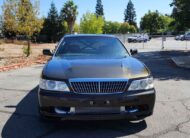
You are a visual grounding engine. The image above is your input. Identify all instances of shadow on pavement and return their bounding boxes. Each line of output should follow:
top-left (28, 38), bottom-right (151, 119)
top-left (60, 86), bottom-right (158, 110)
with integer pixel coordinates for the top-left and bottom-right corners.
top-left (1, 86), bottom-right (147, 138)
top-left (135, 50), bottom-right (190, 81)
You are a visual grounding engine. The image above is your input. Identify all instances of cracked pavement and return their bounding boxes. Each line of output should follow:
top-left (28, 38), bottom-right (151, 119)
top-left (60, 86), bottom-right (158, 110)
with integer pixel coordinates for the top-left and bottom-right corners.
top-left (0, 50), bottom-right (190, 138)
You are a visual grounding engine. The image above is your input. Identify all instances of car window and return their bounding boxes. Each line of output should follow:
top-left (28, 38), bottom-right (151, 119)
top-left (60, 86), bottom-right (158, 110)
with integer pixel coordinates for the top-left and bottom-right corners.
top-left (55, 36), bottom-right (129, 58)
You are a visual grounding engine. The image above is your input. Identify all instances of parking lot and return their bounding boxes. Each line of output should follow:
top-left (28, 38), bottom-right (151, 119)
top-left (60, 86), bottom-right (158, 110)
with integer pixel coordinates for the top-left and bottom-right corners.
top-left (1, 39), bottom-right (190, 138)
top-left (124, 37), bottom-right (190, 51)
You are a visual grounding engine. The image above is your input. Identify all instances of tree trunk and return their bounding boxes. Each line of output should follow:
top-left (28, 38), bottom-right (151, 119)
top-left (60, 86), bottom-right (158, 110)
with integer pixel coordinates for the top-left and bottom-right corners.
top-left (68, 21), bottom-right (74, 34)
top-left (27, 38), bottom-right (31, 57)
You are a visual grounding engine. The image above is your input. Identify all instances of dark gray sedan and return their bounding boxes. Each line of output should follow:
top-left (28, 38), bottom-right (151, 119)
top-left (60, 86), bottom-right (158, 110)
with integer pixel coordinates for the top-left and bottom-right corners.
top-left (38, 34), bottom-right (155, 121)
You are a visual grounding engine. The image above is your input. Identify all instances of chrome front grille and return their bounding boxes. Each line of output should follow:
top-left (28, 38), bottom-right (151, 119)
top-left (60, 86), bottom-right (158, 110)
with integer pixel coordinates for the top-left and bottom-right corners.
top-left (70, 78), bottom-right (128, 94)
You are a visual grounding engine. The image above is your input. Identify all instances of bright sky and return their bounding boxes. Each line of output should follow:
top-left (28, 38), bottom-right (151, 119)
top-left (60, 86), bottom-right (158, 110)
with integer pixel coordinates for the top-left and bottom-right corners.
top-left (0, 0), bottom-right (173, 26)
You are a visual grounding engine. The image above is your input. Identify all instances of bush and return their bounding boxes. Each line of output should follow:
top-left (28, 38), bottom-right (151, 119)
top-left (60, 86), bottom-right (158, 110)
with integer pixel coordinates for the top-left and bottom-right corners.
top-left (103, 21), bottom-right (121, 34)
top-left (129, 25), bottom-right (137, 33)
top-left (119, 22), bottom-right (130, 34)
top-left (80, 12), bottom-right (104, 34)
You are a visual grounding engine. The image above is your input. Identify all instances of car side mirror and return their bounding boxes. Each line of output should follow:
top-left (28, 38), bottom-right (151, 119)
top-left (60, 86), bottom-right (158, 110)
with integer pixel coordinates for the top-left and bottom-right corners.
top-left (43, 49), bottom-right (53, 56)
top-left (130, 49), bottom-right (138, 55)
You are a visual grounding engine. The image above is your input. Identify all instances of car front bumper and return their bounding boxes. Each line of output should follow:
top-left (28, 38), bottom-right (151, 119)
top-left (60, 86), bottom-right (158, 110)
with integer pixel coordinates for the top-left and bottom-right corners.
top-left (38, 89), bottom-right (156, 121)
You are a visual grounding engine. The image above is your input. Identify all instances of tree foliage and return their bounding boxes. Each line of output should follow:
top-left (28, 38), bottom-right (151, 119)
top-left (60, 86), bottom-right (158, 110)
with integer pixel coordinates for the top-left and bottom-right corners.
top-left (17, 0), bottom-right (43, 37)
top-left (80, 12), bottom-right (104, 34)
top-left (160, 15), bottom-right (175, 32)
top-left (170, 0), bottom-right (190, 31)
top-left (103, 21), bottom-right (136, 34)
top-left (124, 0), bottom-right (137, 27)
top-left (140, 11), bottom-right (164, 34)
top-left (2, 0), bottom-right (43, 55)
top-left (119, 22), bottom-right (131, 34)
top-left (103, 21), bottom-right (120, 34)
top-left (41, 2), bottom-right (59, 42)
top-left (0, 15), bottom-right (2, 36)
top-left (2, 0), bottom-right (18, 38)
top-left (60, 0), bottom-right (78, 34)
top-left (95, 0), bottom-right (104, 17)
top-left (17, 0), bottom-right (43, 56)
top-left (140, 11), bottom-right (175, 34)
top-left (129, 25), bottom-right (137, 33)
top-left (62, 22), bottom-right (79, 34)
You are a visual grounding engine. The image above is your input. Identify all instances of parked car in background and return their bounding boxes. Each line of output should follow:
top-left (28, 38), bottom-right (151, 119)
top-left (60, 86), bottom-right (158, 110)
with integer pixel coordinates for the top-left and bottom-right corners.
top-left (175, 35), bottom-right (184, 41)
top-left (128, 34), bottom-right (150, 43)
top-left (175, 32), bottom-right (190, 41)
top-left (39, 34), bottom-right (156, 121)
top-left (128, 35), bottom-right (139, 43)
top-left (184, 32), bottom-right (190, 40)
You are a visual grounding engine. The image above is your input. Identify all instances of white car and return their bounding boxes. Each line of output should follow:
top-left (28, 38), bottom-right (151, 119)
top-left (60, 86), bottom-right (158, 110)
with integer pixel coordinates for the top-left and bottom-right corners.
top-left (128, 34), bottom-right (150, 43)
top-left (175, 35), bottom-right (184, 40)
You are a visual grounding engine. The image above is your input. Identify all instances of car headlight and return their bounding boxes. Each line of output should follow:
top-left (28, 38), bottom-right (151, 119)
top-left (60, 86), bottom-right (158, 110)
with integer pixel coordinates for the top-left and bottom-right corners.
top-left (128, 77), bottom-right (154, 91)
top-left (39, 79), bottom-right (70, 92)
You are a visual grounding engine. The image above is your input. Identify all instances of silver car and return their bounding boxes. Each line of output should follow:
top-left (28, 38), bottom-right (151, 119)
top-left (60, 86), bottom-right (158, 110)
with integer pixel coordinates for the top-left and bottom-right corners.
top-left (184, 32), bottom-right (190, 40)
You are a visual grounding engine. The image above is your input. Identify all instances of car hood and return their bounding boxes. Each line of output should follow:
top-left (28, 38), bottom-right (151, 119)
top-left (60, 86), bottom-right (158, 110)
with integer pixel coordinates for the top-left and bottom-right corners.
top-left (42, 57), bottom-right (150, 80)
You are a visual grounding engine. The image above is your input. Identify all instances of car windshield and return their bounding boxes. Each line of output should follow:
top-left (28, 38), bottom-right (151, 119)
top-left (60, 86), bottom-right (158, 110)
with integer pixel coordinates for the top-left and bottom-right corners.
top-left (55, 36), bottom-right (129, 58)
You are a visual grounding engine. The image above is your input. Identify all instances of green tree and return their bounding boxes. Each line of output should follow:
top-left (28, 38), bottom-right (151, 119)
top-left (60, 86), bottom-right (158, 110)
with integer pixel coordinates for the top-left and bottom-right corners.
top-left (124, 0), bottom-right (137, 27)
top-left (0, 15), bottom-right (2, 36)
top-left (2, 0), bottom-right (17, 38)
top-left (160, 15), bottom-right (175, 32)
top-left (74, 23), bottom-right (80, 33)
top-left (80, 12), bottom-right (104, 34)
top-left (140, 11), bottom-right (163, 34)
top-left (60, 0), bottom-right (78, 34)
top-left (119, 22), bottom-right (130, 34)
top-left (103, 21), bottom-right (121, 34)
top-left (41, 2), bottom-right (59, 42)
top-left (95, 0), bottom-right (104, 17)
top-left (17, 0), bottom-right (43, 56)
top-left (61, 22), bottom-right (79, 33)
top-left (129, 25), bottom-right (137, 33)
top-left (170, 0), bottom-right (190, 31)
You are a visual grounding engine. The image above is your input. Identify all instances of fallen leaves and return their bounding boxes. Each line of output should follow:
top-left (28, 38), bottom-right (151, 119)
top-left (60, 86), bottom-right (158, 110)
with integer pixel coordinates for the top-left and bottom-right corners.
top-left (0, 55), bottom-right (50, 72)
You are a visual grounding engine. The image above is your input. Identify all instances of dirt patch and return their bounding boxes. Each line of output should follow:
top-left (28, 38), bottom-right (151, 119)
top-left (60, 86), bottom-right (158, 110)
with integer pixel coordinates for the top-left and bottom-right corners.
top-left (0, 43), bottom-right (55, 72)
top-left (0, 43), bottom-right (56, 58)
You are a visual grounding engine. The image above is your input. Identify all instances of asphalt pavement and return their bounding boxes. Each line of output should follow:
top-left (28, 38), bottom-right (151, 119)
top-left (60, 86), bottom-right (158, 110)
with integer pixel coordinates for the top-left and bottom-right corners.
top-left (0, 50), bottom-right (190, 138)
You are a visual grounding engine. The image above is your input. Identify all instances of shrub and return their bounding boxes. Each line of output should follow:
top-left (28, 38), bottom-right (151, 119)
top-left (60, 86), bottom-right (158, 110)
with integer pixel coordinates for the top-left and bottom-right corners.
top-left (119, 22), bottom-right (130, 34)
top-left (103, 21), bottom-right (121, 34)
top-left (80, 12), bottom-right (104, 34)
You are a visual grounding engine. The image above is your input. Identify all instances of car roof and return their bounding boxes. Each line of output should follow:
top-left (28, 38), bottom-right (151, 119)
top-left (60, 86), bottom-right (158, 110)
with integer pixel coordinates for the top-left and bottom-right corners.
top-left (64, 34), bottom-right (117, 38)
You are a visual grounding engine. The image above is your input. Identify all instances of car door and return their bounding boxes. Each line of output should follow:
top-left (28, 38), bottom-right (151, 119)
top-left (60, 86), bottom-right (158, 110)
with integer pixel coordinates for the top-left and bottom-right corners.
top-left (186, 33), bottom-right (190, 40)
